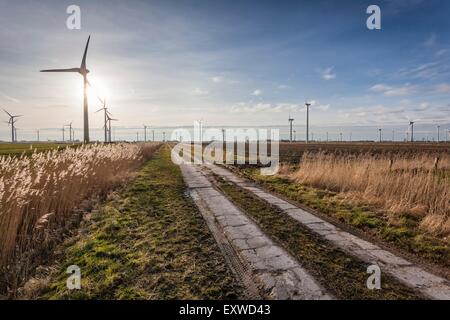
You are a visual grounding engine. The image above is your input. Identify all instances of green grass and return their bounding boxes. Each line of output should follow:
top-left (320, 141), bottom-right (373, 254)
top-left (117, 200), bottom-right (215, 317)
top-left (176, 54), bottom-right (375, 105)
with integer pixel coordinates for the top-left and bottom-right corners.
top-left (39, 145), bottom-right (242, 299)
top-left (232, 166), bottom-right (450, 272)
top-left (0, 143), bottom-right (77, 156)
top-left (214, 175), bottom-right (422, 300)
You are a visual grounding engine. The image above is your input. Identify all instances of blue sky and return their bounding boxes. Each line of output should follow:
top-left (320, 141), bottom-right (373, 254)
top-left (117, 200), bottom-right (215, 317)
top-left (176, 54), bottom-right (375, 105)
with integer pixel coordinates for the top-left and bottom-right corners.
top-left (0, 0), bottom-right (449, 141)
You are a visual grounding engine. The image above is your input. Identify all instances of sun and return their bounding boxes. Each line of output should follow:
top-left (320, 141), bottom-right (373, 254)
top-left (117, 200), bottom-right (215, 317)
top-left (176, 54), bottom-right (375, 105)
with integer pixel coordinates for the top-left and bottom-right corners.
top-left (87, 77), bottom-right (110, 103)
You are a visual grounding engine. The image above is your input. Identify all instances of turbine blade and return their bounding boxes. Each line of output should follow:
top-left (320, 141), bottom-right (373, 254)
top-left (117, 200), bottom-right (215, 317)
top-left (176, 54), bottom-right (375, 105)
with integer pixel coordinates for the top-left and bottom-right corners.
top-left (40, 68), bottom-right (80, 73)
top-left (97, 95), bottom-right (104, 104)
top-left (80, 35), bottom-right (91, 70)
top-left (3, 109), bottom-right (12, 117)
top-left (85, 78), bottom-right (91, 87)
top-left (95, 107), bottom-right (104, 113)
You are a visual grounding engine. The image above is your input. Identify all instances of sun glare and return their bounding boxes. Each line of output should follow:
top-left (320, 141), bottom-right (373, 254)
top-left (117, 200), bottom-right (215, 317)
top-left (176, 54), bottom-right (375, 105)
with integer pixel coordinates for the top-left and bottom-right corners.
top-left (87, 77), bottom-right (110, 103)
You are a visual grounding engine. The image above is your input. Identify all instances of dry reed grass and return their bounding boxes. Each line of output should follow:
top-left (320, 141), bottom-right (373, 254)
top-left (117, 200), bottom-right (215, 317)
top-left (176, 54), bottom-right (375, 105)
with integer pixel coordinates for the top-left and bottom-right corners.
top-left (0, 142), bottom-right (160, 293)
top-left (289, 152), bottom-right (450, 236)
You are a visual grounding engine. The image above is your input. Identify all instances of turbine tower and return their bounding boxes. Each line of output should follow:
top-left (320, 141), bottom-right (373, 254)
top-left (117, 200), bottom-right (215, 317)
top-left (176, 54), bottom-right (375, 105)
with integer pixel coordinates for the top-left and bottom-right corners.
top-left (305, 101), bottom-right (311, 143)
top-left (143, 124), bottom-right (149, 142)
top-left (41, 36), bottom-right (92, 143)
top-left (409, 121), bottom-right (415, 142)
top-left (3, 109), bottom-right (22, 143)
top-left (288, 114), bottom-right (294, 143)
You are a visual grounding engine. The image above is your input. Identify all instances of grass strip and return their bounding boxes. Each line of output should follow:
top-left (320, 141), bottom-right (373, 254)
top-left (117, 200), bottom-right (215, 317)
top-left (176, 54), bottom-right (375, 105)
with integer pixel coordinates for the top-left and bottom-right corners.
top-left (40, 145), bottom-right (242, 299)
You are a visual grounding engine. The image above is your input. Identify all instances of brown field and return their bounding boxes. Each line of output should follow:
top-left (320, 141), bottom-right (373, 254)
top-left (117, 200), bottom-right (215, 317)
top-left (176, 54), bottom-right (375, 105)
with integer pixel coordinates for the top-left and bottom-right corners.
top-left (278, 142), bottom-right (450, 163)
top-left (282, 150), bottom-right (450, 236)
top-left (189, 141), bottom-right (450, 237)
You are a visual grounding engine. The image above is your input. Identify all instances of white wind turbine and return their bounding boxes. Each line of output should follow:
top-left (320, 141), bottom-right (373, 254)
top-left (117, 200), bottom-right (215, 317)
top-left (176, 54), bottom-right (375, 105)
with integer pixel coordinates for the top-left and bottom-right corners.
top-left (41, 36), bottom-right (92, 143)
top-left (3, 109), bottom-right (22, 143)
top-left (95, 96), bottom-right (112, 143)
top-left (106, 113), bottom-right (118, 142)
top-left (408, 118), bottom-right (420, 142)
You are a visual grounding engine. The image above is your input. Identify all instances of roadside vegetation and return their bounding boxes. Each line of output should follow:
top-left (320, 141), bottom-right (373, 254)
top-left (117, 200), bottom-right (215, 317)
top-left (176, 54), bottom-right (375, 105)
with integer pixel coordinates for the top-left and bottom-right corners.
top-left (29, 145), bottom-right (242, 299)
top-left (0, 142), bottom-right (160, 295)
top-left (288, 152), bottom-right (450, 236)
top-left (213, 174), bottom-right (421, 299)
top-left (232, 165), bottom-right (449, 275)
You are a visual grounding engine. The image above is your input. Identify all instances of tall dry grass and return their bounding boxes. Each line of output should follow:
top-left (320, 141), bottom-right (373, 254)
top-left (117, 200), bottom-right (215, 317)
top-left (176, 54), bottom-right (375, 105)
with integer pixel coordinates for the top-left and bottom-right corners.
top-left (0, 142), bottom-right (160, 293)
top-left (289, 152), bottom-right (450, 236)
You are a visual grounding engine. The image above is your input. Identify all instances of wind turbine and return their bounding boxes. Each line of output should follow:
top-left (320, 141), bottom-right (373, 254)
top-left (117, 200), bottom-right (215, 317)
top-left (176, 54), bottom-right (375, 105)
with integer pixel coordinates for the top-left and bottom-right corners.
top-left (143, 124), bottom-right (149, 142)
top-left (65, 121), bottom-right (73, 142)
top-left (305, 101), bottom-right (311, 143)
top-left (3, 109), bottom-right (22, 143)
top-left (106, 114), bottom-right (118, 142)
top-left (409, 120), bottom-right (417, 142)
top-left (41, 35), bottom-right (92, 143)
top-left (95, 97), bottom-right (112, 143)
top-left (288, 114), bottom-right (294, 142)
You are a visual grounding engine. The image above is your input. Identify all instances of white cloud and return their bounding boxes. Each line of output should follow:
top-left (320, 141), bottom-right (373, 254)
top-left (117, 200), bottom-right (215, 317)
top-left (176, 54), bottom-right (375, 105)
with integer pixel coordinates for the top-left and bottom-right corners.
top-left (397, 62), bottom-right (449, 80)
top-left (434, 83), bottom-right (450, 93)
top-left (317, 104), bottom-right (330, 111)
top-left (252, 89), bottom-right (262, 96)
top-left (192, 88), bottom-right (209, 96)
top-left (369, 83), bottom-right (416, 96)
top-left (230, 102), bottom-right (301, 113)
top-left (277, 84), bottom-right (290, 89)
top-left (320, 67), bottom-right (336, 80)
top-left (211, 76), bottom-right (223, 83)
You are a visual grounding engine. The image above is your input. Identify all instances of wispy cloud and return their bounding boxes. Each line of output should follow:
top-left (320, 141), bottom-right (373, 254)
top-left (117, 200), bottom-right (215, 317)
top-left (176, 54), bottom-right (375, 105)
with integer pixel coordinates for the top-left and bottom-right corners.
top-left (192, 88), bottom-right (209, 96)
top-left (277, 84), bottom-right (290, 89)
top-left (252, 89), bottom-right (262, 96)
top-left (434, 83), bottom-right (450, 93)
top-left (423, 32), bottom-right (437, 47)
top-left (397, 62), bottom-right (450, 80)
top-left (230, 102), bottom-right (300, 113)
top-left (320, 67), bottom-right (336, 80)
top-left (369, 83), bottom-right (416, 96)
top-left (210, 76), bottom-right (223, 83)
top-left (0, 92), bottom-right (20, 103)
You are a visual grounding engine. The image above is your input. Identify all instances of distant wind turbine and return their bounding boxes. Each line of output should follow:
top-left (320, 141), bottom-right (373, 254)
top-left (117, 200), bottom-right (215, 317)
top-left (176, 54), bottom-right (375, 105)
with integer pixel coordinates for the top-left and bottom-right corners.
top-left (95, 96), bottom-right (112, 143)
top-left (288, 114), bottom-right (294, 143)
top-left (305, 101), bottom-right (311, 143)
top-left (41, 35), bottom-right (92, 143)
top-left (408, 120), bottom-right (420, 142)
top-left (106, 114), bottom-right (118, 142)
top-left (143, 124), bottom-right (149, 142)
top-left (3, 109), bottom-right (22, 143)
top-left (65, 121), bottom-right (73, 142)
